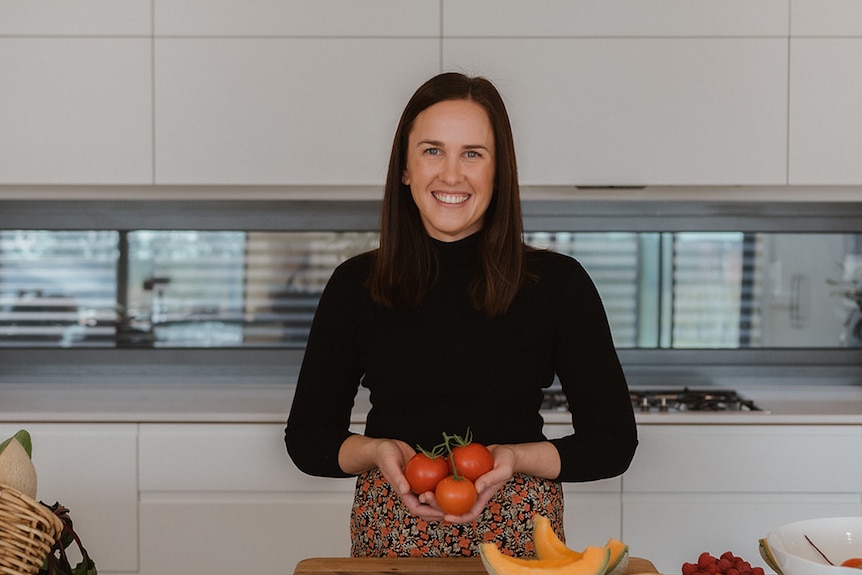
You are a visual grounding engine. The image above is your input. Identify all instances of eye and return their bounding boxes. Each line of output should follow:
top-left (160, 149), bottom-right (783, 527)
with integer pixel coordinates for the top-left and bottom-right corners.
top-left (465, 150), bottom-right (481, 159)
top-left (423, 147), bottom-right (441, 156)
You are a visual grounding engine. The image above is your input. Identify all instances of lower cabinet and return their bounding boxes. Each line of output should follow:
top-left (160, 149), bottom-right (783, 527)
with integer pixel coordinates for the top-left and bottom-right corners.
top-left (545, 424), bottom-right (622, 547)
top-left (138, 423), bottom-right (357, 575)
top-left (0, 423), bottom-right (138, 574)
top-left (5, 420), bottom-right (860, 575)
top-left (622, 425), bottom-right (862, 573)
top-left (139, 491), bottom-right (353, 575)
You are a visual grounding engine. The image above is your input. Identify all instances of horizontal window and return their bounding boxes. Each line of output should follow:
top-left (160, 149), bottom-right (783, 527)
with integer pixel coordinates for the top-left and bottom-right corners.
top-left (2, 228), bottom-right (860, 350)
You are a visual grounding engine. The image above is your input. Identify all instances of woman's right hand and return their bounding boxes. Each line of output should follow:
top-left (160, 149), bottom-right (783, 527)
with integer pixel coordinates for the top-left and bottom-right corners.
top-left (338, 435), bottom-right (447, 521)
top-left (375, 439), bottom-right (448, 521)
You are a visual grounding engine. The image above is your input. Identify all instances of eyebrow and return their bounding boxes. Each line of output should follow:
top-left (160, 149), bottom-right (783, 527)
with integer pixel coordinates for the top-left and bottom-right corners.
top-left (416, 139), bottom-right (491, 152)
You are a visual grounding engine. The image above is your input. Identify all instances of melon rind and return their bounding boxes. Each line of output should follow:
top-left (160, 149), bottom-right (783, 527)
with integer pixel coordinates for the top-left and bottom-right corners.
top-left (603, 538), bottom-right (629, 575)
top-left (758, 538), bottom-right (784, 575)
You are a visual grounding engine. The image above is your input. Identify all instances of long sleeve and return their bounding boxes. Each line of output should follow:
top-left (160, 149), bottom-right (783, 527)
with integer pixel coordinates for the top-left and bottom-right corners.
top-left (284, 255), bottom-right (371, 478)
top-left (542, 254), bottom-right (638, 482)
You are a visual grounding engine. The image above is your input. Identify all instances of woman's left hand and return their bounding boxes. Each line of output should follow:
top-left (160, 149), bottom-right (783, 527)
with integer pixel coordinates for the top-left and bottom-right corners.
top-left (430, 444), bottom-right (516, 523)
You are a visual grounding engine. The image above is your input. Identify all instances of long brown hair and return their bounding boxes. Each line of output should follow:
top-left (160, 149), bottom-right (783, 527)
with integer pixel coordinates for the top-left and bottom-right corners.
top-left (368, 72), bottom-right (527, 317)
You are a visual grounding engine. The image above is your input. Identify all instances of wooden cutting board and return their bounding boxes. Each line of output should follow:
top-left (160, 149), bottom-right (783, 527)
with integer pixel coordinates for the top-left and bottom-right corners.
top-left (293, 556), bottom-right (659, 574)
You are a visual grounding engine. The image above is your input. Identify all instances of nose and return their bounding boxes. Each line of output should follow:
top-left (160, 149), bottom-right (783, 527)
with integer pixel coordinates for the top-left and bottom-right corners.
top-left (440, 156), bottom-right (463, 185)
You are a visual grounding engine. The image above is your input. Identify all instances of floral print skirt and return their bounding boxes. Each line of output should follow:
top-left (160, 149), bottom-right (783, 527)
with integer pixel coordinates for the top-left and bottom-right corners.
top-left (349, 468), bottom-right (565, 558)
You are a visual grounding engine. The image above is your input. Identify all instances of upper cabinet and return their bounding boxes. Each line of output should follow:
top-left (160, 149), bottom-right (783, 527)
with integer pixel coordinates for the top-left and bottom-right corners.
top-left (153, 0), bottom-right (438, 37)
top-left (442, 1), bottom-right (790, 186)
top-left (0, 0), bottom-right (151, 36)
top-left (788, 1), bottom-right (862, 185)
top-left (0, 38), bottom-right (153, 185)
top-left (789, 39), bottom-right (862, 185)
top-left (0, 0), bottom-right (152, 185)
top-left (442, 0), bottom-right (789, 37)
top-left (151, 0), bottom-right (439, 186)
top-left (153, 38), bottom-right (438, 185)
top-left (445, 38), bottom-right (788, 186)
top-left (3, 0), bottom-right (862, 188)
top-left (790, 0), bottom-right (862, 36)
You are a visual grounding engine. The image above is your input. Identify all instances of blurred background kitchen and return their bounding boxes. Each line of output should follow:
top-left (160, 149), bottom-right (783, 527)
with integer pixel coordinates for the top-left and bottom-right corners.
top-left (1, 2), bottom-right (861, 575)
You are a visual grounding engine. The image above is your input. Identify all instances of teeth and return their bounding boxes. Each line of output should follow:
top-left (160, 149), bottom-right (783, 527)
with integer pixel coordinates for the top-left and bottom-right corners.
top-left (432, 192), bottom-right (469, 204)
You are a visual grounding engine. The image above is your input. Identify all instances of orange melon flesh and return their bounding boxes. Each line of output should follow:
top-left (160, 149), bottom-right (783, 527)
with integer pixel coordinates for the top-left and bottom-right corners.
top-left (532, 515), bottom-right (583, 561)
top-left (479, 543), bottom-right (610, 575)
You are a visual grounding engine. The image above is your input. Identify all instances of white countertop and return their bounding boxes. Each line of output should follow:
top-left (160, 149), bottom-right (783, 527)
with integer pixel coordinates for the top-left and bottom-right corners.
top-left (1, 382), bottom-right (861, 425)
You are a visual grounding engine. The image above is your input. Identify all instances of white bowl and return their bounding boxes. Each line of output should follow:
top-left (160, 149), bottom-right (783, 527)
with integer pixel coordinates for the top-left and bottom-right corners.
top-left (767, 516), bottom-right (862, 575)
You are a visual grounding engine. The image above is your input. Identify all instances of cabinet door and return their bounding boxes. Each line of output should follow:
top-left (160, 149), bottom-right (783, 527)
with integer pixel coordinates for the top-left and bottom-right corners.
top-left (625, 425), bottom-right (862, 493)
top-left (444, 38), bottom-right (788, 186)
top-left (563, 481), bottom-right (621, 547)
top-left (791, 0), bottom-right (862, 36)
top-left (0, 0), bottom-right (150, 35)
top-left (622, 425), bottom-right (862, 574)
top-left (0, 39), bottom-right (153, 185)
top-left (139, 492), bottom-right (354, 575)
top-left (443, 0), bottom-right (789, 37)
top-left (624, 493), bottom-right (862, 574)
top-left (789, 39), bottom-right (862, 185)
top-left (0, 423), bottom-right (138, 573)
top-left (544, 424), bottom-right (622, 544)
top-left (139, 423), bottom-right (356, 575)
top-left (154, 38), bottom-right (438, 185)
top-left (154, 0), bottom-right (439, 37)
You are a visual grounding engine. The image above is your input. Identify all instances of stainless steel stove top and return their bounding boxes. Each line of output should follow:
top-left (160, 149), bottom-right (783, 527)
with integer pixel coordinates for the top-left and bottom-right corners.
top-left (541, 387), bottom-right (769, 413)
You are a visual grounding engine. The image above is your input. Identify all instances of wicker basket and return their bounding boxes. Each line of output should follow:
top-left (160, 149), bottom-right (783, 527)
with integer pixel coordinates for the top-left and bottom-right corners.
top-left (0, 484), bottom-right (63, 575)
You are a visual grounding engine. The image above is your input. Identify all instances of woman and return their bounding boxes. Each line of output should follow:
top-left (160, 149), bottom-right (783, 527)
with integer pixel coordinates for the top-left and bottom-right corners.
top-left (285, 72), bottom-right (637, 557)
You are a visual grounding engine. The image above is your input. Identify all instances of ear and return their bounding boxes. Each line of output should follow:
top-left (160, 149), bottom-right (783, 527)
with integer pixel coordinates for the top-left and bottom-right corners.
top-left (401, 169), bottom-right (410, 185)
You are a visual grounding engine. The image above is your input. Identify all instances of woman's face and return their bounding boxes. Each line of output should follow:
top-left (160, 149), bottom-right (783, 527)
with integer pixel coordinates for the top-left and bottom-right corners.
top-left (402, 98), bottom-right (495, 243)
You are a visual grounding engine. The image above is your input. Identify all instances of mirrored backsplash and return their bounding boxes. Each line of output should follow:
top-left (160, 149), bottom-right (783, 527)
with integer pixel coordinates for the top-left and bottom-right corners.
top-left (2, 229), bottom-right (859, 350)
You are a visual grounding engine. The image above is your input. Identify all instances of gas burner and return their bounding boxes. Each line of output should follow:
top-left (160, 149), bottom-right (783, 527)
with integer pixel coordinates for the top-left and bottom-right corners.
top-left (541, 387), bottom-right (769, 413)
top-left (629, 387), bottom-right (768, 413)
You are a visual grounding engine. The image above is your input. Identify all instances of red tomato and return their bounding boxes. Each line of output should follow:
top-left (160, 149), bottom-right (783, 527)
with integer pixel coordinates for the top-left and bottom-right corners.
top-left (435, 475), bottom-right (477, 515)
top-left (450, 442), bottom-right (494, 482)
top-left (404, 452), bottom-right (449, 494)
top-left (841, 558), bottom-right (862, 569)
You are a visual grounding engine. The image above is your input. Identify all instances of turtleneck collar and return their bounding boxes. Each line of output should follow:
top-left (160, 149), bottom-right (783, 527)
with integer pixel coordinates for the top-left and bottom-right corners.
top-left (430, 231), bottom-right (482, 267)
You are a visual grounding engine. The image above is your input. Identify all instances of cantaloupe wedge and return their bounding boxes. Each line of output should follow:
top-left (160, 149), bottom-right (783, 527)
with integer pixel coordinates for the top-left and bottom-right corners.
top-left (603, 538), bottom-right (629, 575)
top-left (0, 429), bottom-right (37, 499)
top-left (480, 543), bottom-right (609, 575)
top-left (531, 515), bottom-right (629, 575)
top-left (533, 515), bottom-right (583, 561)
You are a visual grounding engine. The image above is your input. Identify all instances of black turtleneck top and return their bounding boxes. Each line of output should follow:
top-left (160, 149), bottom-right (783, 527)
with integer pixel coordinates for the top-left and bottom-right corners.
top-left (285, 233), bottom-right (638, 483)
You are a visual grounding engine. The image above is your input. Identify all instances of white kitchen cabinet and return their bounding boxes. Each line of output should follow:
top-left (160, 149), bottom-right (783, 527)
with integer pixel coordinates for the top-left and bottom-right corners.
top-left (153, 38), bottom-right (438, 185)
top-left (789, 39), bottom-right (862, 185)
top-left (791, 0), bottom-right (862, 36)
top-left (562, 480), bottom-right (621, 549)
top-left (0, 423), bottom-right (138, 574)
top-left (0, 38), bottom-right (153, 185)
top-left (545, 424), bottom-right (622, 545)
top-left (153, 0), bottom-right (439, 37)
top-left (444, 38), bottom-right (788, 186)
top-left (0, 0), bottom-right (151, 36)
top-left (622, 425), bottom-right (862, 573)
top-left (625, 493), bottom-right (860, 575)
top-left (139, 491), bottom-right (354, 575)
top-left (443, 0), bottom-right (788, 38)
top-left (139, 423), bottom-right (356, 575)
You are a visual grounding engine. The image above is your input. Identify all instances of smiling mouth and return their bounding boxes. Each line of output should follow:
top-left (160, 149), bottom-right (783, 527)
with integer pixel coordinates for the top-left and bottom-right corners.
top-left (432, 191), bottom-right (470, 204)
